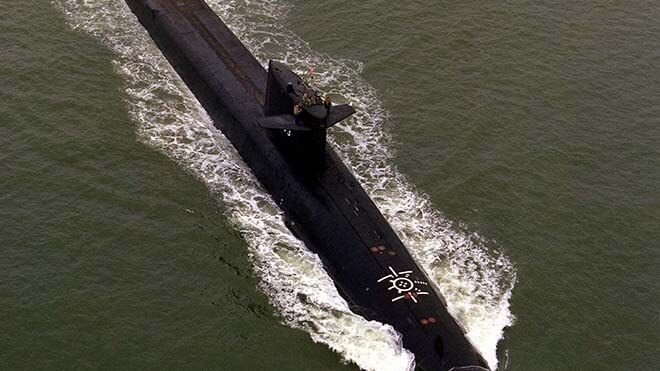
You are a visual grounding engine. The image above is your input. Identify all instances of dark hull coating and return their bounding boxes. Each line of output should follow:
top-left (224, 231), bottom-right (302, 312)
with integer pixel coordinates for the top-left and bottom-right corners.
top-left (124, 1), bottom-right (488, 370)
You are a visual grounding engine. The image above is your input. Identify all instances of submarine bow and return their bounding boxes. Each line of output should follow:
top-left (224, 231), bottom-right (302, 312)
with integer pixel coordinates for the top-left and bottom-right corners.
top-left (124, 0), bottom-right (489, 370)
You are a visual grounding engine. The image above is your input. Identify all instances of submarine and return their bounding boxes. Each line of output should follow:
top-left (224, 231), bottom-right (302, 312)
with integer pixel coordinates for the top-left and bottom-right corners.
top-left (124, 1), bottom-right (489, 370)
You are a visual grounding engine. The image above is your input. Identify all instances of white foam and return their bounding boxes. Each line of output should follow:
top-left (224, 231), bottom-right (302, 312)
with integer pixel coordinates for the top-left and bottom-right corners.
top-left (53, 0), bottom-right (515, 370)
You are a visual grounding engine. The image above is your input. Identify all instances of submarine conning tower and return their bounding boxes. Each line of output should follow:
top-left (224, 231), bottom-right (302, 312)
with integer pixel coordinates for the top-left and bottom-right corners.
top-left (260, 60), bottom-right (355, 164)
top-left (123, 0), bottom-right (490, 369)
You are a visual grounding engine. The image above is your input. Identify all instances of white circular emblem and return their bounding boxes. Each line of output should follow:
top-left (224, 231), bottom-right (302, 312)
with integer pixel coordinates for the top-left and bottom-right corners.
top-left (391, 277), bottom-right (414, 293)
top-left (377, 266), bottom-right (431, 303)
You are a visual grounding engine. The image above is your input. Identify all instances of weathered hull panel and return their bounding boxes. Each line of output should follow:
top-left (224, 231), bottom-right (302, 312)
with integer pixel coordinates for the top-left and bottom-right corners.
top-left (124, 1), bottom-right (488, 370)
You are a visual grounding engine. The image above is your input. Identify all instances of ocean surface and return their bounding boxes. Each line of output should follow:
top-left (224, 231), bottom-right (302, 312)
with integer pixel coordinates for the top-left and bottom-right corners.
top-left (1, 1), bottom-right (658, 370)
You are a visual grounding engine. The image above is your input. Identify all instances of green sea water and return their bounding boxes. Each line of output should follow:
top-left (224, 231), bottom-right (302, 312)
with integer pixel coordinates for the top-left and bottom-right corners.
top-left (1, 1), bottom-right (658, 370)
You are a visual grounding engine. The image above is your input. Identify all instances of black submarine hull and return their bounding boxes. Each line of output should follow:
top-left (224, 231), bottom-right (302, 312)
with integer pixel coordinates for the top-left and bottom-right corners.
top-left (124, 1), bottom-right (489, 370)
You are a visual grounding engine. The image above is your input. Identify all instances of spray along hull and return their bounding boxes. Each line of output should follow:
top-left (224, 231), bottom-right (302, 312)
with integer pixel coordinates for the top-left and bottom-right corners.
top-left (124, 1), bottom-right (488, 370)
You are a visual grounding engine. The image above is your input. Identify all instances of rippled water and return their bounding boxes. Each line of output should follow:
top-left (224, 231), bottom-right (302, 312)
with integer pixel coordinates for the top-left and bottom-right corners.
top-left (2, 1), bottom-right (658, 370)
